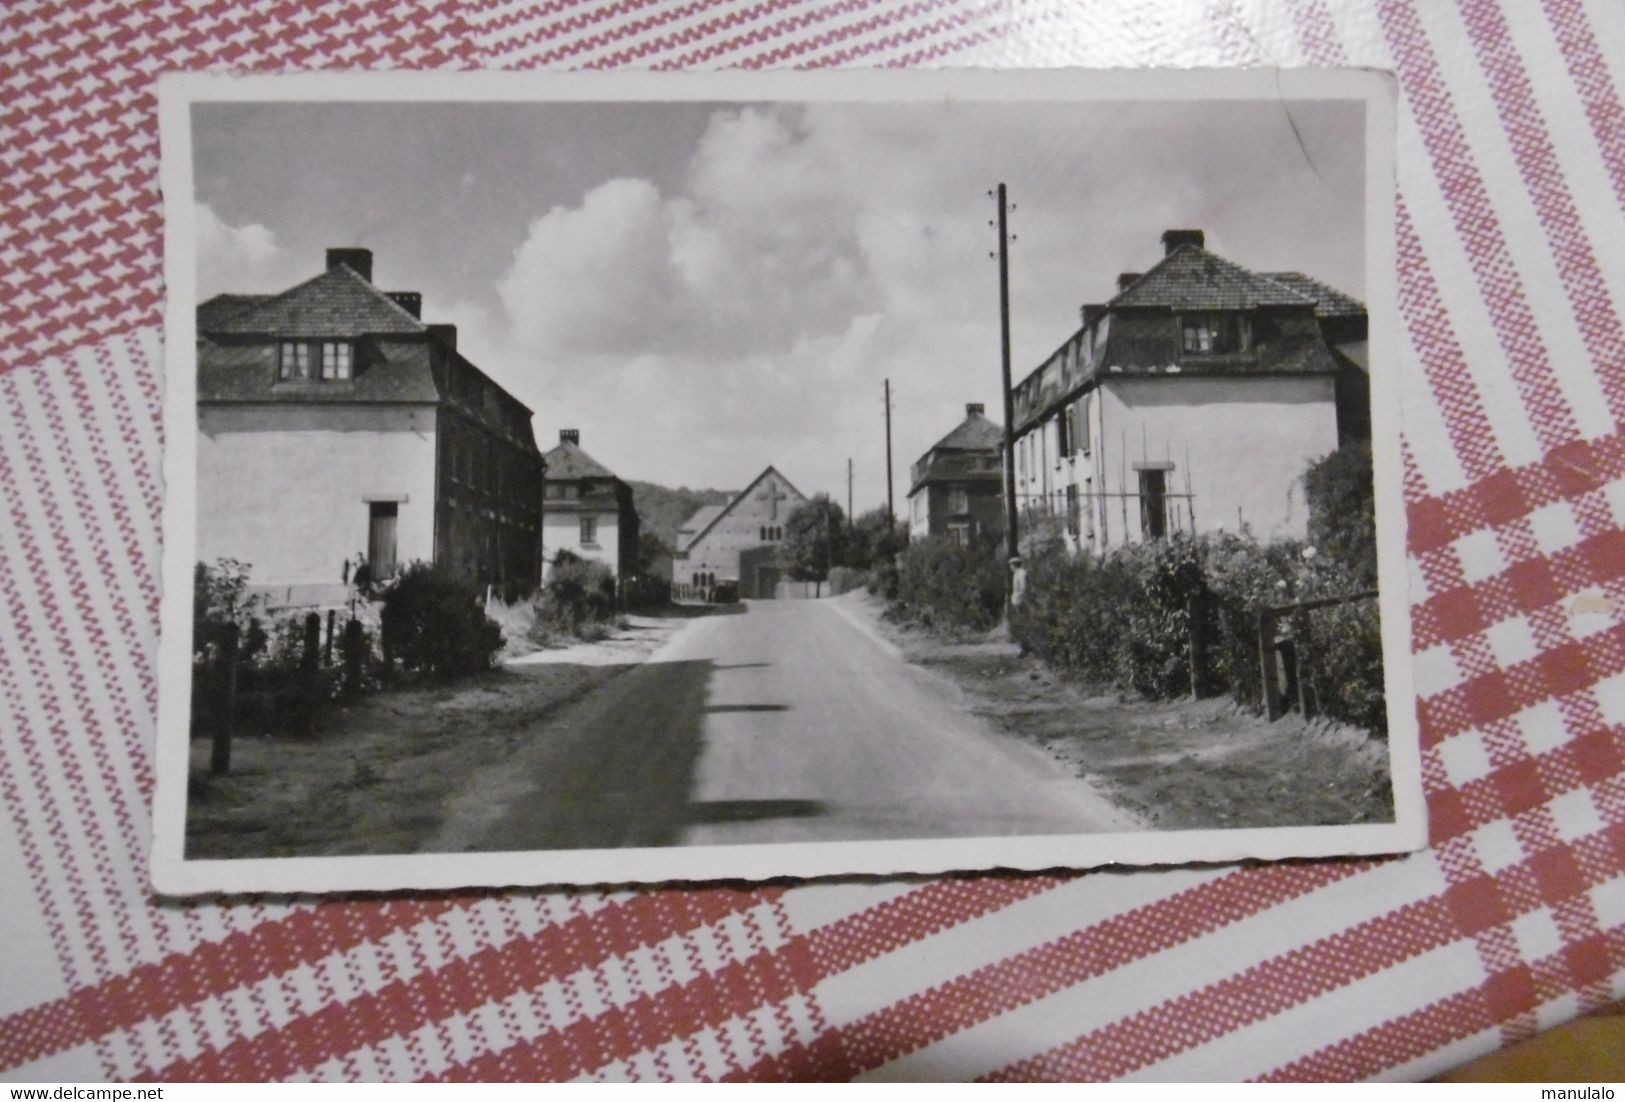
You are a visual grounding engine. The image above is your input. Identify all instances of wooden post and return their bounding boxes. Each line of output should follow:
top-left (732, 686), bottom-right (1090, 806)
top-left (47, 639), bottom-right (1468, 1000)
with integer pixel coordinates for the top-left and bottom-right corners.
top-left (343, 617), bottom-right (364, 695)
top-left (1257, 610), bottom-right (1284, 721)
top-left (1187, 591), bottom-right (1206, 700)
top-left (210, 622), bottom-right (239, 776)
top-left (1296, 628), bottom-right (1315, 721)
top-left (324, 609), bottom-right (336, 666)
top-left (301, 611), bottom-right (321, 735)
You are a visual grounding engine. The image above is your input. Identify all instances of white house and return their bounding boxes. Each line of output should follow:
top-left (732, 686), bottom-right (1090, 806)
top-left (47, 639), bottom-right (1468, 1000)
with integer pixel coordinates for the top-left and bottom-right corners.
top-left (541, 429), bottom-right (639, 579)
top-left (196, 247), bottom-right (545, 607)
top-left (1011, 228), bottom-right (1369, 553)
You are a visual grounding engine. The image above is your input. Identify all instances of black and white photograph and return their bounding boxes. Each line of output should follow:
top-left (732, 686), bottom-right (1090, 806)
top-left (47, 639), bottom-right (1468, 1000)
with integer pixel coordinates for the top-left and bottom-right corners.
top-left (153, 69), bottom-right (1421, 894)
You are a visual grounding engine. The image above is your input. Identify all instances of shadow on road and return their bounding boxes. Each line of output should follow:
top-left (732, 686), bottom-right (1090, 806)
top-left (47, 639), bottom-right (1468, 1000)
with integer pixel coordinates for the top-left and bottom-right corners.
top-left (681, 798), bottom-right (826, 825)
top-left (702, 703), bottom-right (788, 714)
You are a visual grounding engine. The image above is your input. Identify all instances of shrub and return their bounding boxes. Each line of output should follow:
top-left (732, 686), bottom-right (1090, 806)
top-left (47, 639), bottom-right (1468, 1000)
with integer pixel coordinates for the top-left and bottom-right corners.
top-left (828, 565), bottom-right (870, 596)
top-left (1305, 444), bottom-right (1377, 585)
top-left (380, 563), bottom-right (504, 677)
top-left (895, 532), bottom-right (1005, 633)
top-left (541, 556), bottom-right (617, 634)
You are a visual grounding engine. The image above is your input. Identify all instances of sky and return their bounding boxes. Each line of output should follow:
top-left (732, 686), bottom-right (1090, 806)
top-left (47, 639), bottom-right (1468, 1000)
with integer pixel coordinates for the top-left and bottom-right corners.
top-left (193, 96), bottom-right (1366, 514)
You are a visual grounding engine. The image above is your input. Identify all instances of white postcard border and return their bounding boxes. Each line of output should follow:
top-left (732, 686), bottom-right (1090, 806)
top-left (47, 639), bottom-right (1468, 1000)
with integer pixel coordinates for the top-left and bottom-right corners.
top-left (152, 66), bottom-right (1422, 897)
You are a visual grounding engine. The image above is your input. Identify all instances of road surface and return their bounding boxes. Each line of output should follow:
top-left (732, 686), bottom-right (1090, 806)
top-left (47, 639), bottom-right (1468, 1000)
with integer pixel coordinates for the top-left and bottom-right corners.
top-left (435, 597), bottom-right (1137, 852)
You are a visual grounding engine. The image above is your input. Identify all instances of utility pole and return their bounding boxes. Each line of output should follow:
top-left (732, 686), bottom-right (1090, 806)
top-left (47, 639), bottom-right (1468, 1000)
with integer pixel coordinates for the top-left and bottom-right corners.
top-left (884, 378), bottom-right (895, 522)
top-left (847, 457), bottom-right (854, 521)
top-left (994, 183), bottom-right (1019, 582)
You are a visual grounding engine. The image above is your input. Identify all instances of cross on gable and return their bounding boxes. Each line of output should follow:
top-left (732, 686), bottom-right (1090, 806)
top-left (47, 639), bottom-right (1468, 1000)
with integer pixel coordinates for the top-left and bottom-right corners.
top-left (756, 481), bottom-right (788, 519)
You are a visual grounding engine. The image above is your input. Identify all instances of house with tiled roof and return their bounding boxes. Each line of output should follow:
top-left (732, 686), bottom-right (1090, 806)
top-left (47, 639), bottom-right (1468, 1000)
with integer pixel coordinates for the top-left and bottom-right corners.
top-left (196, 247), bottom-right (545, 607)
top-left (1010, 228), bottom-right (1369, 553)
top-left (541, 429), bottom-right (639, 581)
top-left (906, 402), bottom-right (1006, 544)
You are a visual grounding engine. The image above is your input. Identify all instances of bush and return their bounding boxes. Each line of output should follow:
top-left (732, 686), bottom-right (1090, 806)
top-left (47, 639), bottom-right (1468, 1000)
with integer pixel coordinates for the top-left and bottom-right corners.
top-left (541, 555), bottom-right (617, 635)
top-left (1008, 528), bottom-right (1388, 733)
top-left (1305, 444), bottom-right (1377, 585)
top-left (380, 563), bottom-right (504, 677)
top-left (828, 565), bottom-right (870, 596)
top-left (895, 532), bottom-right (1006, 633)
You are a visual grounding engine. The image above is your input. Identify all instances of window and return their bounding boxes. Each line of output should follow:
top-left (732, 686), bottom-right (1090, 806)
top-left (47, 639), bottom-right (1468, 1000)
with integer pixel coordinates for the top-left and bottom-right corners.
top-left (1056, 407), bottom-right (1072, 458)
top-left (1066, 484), bottom-right (1080, 537)
top-left (320, 341), bottom-right (352, 380)
top-left (947, 523), bottom-right (970, 546)
top-left (580, 515), bottom-right (598, 544)
top-left (948, 487), bottom-right (970, 514)
top-left (1181, 314), bottom-right (1248, 354)
top-left (277, 341), bottom-right (312, 380)
top-left (1138, 469), bottom-right (1168, 540)
top-left (1073, 395), bottom-right (1091, 453)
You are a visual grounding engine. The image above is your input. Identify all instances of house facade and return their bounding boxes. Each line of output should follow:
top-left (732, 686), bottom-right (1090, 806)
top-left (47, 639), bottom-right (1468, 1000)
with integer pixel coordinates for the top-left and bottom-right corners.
top-left (196, 247), bottom-right (545, 607)
top-left (1011, 228), bottom-right (1368, 554)
top-left (907, 402), bottom-right (1006, 544)
top-left (541, 428), bottom-right (639, 580)
top-left (676, 466), bottom-right (808, 599)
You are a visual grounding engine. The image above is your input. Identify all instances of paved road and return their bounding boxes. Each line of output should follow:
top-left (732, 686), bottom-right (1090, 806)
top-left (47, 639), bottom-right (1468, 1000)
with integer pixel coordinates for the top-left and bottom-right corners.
top-left (443, 598), bottom-right (1136, 852)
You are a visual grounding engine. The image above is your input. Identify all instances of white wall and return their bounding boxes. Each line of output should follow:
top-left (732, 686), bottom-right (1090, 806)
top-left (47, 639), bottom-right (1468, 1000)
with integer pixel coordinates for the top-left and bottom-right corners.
top-left (197, 405), bottom-right (437, 590)
top-left (1096, 375), bottom-right (1338, 546)
top-left (543, 510), bottom-right (620, 576)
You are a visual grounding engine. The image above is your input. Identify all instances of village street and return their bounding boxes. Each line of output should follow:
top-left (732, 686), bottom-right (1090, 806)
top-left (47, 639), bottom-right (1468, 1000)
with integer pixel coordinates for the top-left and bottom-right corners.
top-left (430, 597), bottom-right (1139, 853)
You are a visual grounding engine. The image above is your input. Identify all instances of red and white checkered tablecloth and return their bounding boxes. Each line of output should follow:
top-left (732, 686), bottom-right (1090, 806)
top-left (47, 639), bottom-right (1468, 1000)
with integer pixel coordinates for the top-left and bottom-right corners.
top-left (2, 0), bottom-right (1623, 1082)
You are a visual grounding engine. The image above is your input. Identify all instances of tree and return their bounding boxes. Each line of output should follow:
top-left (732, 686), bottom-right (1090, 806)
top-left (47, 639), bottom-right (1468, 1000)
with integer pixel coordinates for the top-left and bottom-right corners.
top-left (845, 506), bottom-right (907, 570)
top-left (779, 494), bottom-right (847, 597)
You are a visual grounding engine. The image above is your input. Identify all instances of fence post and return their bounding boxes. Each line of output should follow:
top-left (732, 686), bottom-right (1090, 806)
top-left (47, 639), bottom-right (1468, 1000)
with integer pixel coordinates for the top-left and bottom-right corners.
top-left (211, 622), bottom-right (239, 776)
top-left (1257, 610), bottom-right (1284, 721)
top-left (1296, 630), bottom-right (1315, 721)
top-left (343, 617), bottom-right (364, 695)
top-left (324, 609), bottom-right (335, 666)
top-left (1187, 591), bottom-right (1207, 700)
top-left (301, 611), bottom-right (321, 736)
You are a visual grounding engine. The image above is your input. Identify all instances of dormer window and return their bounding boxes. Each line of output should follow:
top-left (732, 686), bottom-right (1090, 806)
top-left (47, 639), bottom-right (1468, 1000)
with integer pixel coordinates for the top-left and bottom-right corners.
top-left (1180, 314), bottom-right (1249, 355)
top-left (278, 340), bottom-right (353, 381)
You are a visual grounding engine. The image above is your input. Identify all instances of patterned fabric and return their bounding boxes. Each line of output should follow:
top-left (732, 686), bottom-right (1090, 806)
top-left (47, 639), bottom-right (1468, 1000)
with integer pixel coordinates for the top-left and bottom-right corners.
top-left (2, 0), bottom-right (1623, 1082)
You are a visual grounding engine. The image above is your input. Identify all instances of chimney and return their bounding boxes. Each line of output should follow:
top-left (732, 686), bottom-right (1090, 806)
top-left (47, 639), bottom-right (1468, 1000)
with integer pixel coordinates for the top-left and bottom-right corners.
top-left (426, 323), bottom-right (456, 351)
top-left (1116, 272), bottom-right (1142, 292)
top-left (386, 291), bottom-right (421, 318)
top-left (559, 429), bottom-right (580, 446)
top-left (1160, 228), bottom-right (1204, 255)
top-left (966, 403), bottom-right (985, 418)
top-left (325, 247), bottom-right (373, 282)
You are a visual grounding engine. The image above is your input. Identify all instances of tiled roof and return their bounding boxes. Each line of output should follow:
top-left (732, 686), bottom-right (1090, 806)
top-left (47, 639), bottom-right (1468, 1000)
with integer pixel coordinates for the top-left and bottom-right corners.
top-left (198, 293), bottom-right (271, 331)
top-left (910, 449), bottom-right (1003, 493)
top-left (543, 440), bottom-right (617, 481)
top-left (1263, 272), bottom-right (1367, 318)
top-left (200, 264), bottom-right (427, 338)
top-left (930, 411), bottom-right (1003, 453)
top-left (196, 338), bottom-right (441, 404)
top-left (1112, 246), bottom-right (1316, 311)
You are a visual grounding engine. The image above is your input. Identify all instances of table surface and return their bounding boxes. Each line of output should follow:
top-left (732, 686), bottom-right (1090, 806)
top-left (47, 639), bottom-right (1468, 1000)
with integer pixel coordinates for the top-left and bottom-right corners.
top-left (2, 0), bottom-right (1624, 1083)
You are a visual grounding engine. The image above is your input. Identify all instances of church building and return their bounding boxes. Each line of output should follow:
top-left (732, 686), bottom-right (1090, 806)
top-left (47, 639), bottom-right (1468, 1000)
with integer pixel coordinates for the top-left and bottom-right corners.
top-left (676, 467), bottom-right (808, 599)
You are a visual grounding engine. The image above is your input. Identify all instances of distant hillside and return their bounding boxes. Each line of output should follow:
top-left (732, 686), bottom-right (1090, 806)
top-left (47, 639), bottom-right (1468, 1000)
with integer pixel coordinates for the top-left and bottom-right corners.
top-left (627, 481), bottom-right (736, 549)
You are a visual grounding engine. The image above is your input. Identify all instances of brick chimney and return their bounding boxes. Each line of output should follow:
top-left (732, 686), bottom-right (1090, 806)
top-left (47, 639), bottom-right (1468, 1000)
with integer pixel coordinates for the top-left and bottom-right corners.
top-left (426, 323), bottom-right (456, 350)
top-left (966, 403), bottom-right (985, 418)
top-left (326, 247), bottom-right (373, 281)
top-left (386, 291), bottom-right (421, 318)
top-left (1160, 228), bottom-right (1204, 255)
top-left (1116, 272), bottom-right (1142, 292)
top-left (559, 429), bottom-right (580, 445)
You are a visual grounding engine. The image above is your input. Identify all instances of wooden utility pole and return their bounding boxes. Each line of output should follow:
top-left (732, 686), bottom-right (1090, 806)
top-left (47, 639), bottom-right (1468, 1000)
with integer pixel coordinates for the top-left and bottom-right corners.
top-left (884, 378), bottom-right (895, 522)
top-left (995, 183), bottom-right (1019, 575)
top-left (847, 457), bottom-right (854, 521)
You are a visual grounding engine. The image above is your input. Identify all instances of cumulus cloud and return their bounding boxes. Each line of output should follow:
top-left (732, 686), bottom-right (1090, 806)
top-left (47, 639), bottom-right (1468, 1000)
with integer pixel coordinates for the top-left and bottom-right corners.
top-left (195, 203), bottom-right (300, 298)
top-left (457, 98), bottom-right (1365, 507)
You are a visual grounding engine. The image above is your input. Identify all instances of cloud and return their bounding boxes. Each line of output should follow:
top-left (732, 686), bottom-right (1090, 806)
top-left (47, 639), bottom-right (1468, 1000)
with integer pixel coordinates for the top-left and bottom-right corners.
top-left (456, 98), bottom-right (1365, 510)
top-left (195, 203), bottom-right (300, 297)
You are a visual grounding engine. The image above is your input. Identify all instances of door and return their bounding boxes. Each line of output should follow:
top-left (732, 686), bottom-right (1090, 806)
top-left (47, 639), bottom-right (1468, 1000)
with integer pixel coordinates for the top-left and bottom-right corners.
top-left (755, 565), bottom-right (780, 599)
top-left (369, 501), bottom-right (399, 576)
top-left (1138, 470), bottom-right (1167, 540)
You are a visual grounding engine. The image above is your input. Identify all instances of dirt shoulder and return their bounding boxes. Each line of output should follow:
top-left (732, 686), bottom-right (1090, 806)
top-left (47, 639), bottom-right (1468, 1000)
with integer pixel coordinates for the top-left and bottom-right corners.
top-left (834, 592), bottom-right (1394, 832)
top-left (185, 609), bottom-right (701, 860)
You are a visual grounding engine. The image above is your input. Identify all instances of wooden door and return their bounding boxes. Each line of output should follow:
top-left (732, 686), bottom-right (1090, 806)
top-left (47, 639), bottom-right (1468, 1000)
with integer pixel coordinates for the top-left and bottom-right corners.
top-left (369, 502), bottom-right (398, 576)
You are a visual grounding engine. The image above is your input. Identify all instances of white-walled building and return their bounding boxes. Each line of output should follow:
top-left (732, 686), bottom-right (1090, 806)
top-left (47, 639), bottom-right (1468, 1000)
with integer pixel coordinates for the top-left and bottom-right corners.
top-left (1011, 228), bottom-right (1369, 553)
top-left (196, 248), bottom-right (545, 607)
top-left (676, 467), bottom-right (808, 599)
top-left (541, 429), bottom-right (639, 579)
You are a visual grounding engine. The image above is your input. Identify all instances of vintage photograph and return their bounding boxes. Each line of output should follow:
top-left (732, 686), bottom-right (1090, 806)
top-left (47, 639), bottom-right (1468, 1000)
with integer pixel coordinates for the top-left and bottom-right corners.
top-left (153, 69), bottom-right (1421, 894)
